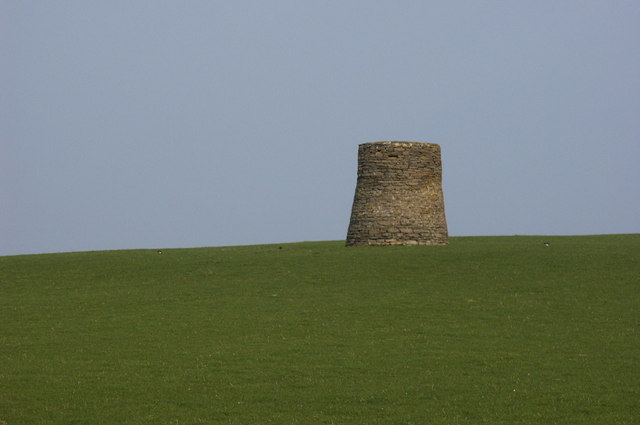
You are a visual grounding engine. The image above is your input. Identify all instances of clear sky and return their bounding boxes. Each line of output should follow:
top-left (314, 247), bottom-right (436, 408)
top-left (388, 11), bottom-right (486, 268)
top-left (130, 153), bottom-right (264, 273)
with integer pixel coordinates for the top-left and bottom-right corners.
top-left (2, 1), bottom-right (639, 256)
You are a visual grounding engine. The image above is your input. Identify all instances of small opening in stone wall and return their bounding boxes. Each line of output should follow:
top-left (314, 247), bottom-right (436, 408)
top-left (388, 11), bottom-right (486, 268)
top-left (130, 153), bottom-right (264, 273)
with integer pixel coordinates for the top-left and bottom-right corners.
top-left (388, 154), bottom-right (399, 158)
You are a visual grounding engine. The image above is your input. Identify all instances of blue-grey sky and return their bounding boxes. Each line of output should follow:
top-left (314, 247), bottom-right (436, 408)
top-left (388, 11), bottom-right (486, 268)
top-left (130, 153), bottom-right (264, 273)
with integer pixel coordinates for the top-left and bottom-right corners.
top-left (2, 1), bottom-right (639, 256)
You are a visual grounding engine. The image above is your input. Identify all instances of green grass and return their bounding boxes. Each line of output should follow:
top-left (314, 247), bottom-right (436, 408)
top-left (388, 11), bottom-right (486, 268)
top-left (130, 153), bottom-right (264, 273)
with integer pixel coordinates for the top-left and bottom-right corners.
top-left (1, 235), bottom-right (638, 424)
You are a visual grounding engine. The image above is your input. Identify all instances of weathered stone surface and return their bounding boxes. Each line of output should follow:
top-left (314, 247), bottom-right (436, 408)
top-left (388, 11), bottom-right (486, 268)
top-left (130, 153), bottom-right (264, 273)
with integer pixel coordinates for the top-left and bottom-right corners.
top-left (346, 141), bottom-right (448, 246)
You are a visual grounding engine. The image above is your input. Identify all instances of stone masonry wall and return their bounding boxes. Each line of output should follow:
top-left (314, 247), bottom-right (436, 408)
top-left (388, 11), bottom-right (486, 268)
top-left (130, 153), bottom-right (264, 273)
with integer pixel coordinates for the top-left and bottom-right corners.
top-left (346, 141), bottom-right (448, 246)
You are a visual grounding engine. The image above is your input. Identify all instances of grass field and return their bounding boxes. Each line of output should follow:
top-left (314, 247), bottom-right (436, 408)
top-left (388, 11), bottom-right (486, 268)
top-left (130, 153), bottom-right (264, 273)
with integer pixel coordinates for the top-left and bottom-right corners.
top-left (1, 234), bottom-right (638, 424)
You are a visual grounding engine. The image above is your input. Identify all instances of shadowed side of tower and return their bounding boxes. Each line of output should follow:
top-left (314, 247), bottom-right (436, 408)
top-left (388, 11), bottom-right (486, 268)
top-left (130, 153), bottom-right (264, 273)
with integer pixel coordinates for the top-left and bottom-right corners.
top-left (346, 141), bottom-right (448, 246)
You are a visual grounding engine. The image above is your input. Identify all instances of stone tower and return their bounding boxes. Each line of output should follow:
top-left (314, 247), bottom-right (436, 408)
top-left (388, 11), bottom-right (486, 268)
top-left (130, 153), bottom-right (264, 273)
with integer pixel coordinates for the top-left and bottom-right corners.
top-left (346, 141), bottom-right (448, 246)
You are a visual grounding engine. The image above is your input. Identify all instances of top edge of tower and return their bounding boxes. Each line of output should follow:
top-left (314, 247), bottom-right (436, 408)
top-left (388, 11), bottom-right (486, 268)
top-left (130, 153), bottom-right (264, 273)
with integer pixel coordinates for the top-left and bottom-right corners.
top-left (361, 141), bottom-right (440, 148)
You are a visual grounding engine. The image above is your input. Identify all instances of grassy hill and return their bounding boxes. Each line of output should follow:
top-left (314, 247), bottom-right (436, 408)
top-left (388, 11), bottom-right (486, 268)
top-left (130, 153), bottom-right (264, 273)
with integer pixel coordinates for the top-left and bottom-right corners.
top-left (1, 235), bottom-right (638, 424)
